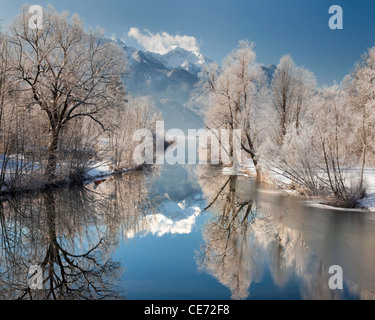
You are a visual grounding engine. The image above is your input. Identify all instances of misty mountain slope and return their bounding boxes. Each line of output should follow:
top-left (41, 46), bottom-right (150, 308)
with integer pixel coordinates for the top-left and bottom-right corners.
top-left (155, 99), bottom-right (204, 133)
top-left (120, 42), bottom-right (201, 105)
top-left (113, 39), bottom-right (208, 132)
top-left (113, 39), bottom-right (277, 134)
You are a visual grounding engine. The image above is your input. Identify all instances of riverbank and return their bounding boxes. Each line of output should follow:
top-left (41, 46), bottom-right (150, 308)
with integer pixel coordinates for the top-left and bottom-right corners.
top-left (231, 159), bottom-right (375, 214)
top-left (84, 161), bottom-right (140, 184)
top-left (0, 160), bottom-right (145, 198)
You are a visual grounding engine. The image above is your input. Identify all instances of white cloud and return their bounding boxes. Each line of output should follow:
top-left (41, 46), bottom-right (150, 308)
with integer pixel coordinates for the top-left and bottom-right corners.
top-left (125, 200), bottom-right (202, 238)
top-left (127, 27), bottom-right (200, 54)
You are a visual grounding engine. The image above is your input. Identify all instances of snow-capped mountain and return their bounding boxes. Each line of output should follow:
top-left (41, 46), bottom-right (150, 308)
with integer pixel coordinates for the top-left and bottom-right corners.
top-left (149, 46), bottom-right (214, 76)
top-left (111, 39), bottom-right (208, 132)
top-left (113, 38), bottom-right (212, 78)
top-left (112, 39), bottom-right (276, 133)
top-left (113, 39), bottom-right (201, 103)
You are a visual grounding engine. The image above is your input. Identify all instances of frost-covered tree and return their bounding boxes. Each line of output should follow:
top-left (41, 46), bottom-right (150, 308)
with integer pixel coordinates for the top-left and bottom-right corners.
top-left (305, 86), bottom-right (364, 205)
top-left (0, 32), bottom-right (8, 128)
top-left (110, 96), bottom-right (159, 171)
top-left (271, 55), bottom-right (316, 145)
top-left (205, 40), bottom-right (270, 178)
top-left (8, 5), bottom-right (127, 181)
top-left (261, 84), bottom-right (365, 207)
top-left (346, 47), bottom-right (375, 189)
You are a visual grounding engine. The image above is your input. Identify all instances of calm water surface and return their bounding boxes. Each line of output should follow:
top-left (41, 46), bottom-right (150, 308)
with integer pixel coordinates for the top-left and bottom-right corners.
top-left (0, 162), bottom-right (374, 300)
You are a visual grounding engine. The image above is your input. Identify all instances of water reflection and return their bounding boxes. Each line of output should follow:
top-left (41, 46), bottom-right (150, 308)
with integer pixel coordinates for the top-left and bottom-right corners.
top-left (125, 201), bottom-right (201, 238)
top-left (0, 164), bottom-right (374, 300)
top-left (0, 170), bottom-right (155, 300)
top-left (0, 190), bottom-right (120, 299)
top-left (196, 166), bottom-right (375, 300)
top-left (127, 164), bottom-right (205, 238)
top-left (88, 170), bottom-right (158, 240)
top-left (196, 168), bottom-right (259, 300)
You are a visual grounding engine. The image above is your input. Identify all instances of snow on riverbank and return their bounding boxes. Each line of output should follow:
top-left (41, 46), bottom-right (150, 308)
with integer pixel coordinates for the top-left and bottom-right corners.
top-left (360, 169), bottom-right (375, 212)
top-left (85, 161), bottom-right (113, 180)
top-left (229, 158), bottom-right (375, 213)
top-left (0, 156), bottom-right (134, 194)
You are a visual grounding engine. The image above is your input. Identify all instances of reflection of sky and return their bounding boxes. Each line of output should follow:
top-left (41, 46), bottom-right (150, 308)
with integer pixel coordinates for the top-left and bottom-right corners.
top-left (113, 164), bottom-right (375, 300)
top-left (126, 196), bottom-right (205, 238)
top-left (151, 142), bottom-right (201, 202)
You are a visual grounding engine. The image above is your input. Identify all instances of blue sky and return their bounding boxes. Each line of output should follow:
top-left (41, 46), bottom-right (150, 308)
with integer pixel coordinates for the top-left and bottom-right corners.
top-left (0, 0), bottom-right (374, 86)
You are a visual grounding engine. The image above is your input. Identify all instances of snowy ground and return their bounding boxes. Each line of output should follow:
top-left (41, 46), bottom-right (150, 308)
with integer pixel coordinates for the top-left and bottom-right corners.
top-left (0, 156), bottom-right (129, 193)
top-left (84, 161), bottom-right (142, 184)
top-left (85, 161), bottom-right (113, 180)
top-left (361, 169), bottom-right (375, 212)
top-left (87, 160), bottom-right (375, 213)
top-left (231, 158), bottom-right (375, 213)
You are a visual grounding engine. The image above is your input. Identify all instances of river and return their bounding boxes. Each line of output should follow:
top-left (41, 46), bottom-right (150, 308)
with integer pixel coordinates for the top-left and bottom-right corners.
top-left (0, 161), bottom-right (374, 300)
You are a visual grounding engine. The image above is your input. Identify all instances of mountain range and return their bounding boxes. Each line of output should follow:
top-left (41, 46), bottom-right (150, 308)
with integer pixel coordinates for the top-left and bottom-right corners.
top-left (113, 39), bottom-right (276, 133)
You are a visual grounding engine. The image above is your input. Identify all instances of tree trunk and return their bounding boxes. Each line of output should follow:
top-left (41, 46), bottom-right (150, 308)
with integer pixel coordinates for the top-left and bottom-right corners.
top-left (243, 132), bottom-right (261, 180)
top-left (359, 144), bottom-right (367, 191)
top-left (44, 129), bottom-right (60, 182)
top-left (359, 107), bottom-right (367, 191)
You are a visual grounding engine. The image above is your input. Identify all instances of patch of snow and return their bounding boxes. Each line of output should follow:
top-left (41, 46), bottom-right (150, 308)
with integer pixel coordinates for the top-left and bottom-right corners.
top-left (237, 159), bottom-right (375, 213)
top-left (360, 168), bottom-right (375, 212)
top-left (85, 161), bottom-right (112, 180)
top-left (148, 46), bottom-right (213, 71)
top-left (302, 200), bottom-right (366, 212)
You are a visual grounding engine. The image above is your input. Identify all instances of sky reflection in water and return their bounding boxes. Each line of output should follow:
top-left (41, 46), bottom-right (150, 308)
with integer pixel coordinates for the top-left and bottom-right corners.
top-left (0, 163), bottom-right (374, 300)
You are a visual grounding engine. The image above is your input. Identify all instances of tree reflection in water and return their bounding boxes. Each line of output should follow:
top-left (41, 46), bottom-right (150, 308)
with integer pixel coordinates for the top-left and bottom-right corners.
top-left (196, 166), bottom-right (262, 300)
top-left (196, 166), bottom-right (375, 300)
top-left (0, 170), bottom-right (154, 300)
top-left (1, 167), bottom-right (373, 300)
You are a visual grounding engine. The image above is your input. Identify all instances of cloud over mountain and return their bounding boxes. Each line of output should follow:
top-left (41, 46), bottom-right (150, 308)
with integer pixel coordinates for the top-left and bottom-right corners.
top-left (127, 27), bottom-right (200, 54)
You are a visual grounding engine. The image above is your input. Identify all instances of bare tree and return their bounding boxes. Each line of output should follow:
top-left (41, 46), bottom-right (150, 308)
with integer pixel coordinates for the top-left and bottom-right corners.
top-left (110, 96), bottom-right (159, 171)
top-left (271, 55), bottom-right (316, 145)
top-left (0, 31), bottom-right (8, 128)
top-left (7, 5), bottom-right (127, 181)
top-left (346, 47), bottom-right (375, 190)
top-left (205, 40), bottom-right (269, 178)
top-left (0, 188), bottom-right (122, 300)
top-left (197, 169), bottom-right (257, 300)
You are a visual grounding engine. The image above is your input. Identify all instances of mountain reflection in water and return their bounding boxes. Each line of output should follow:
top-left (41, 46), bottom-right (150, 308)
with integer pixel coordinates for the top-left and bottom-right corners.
top-left (0, 164), bottom-right (374, 300)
